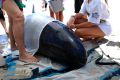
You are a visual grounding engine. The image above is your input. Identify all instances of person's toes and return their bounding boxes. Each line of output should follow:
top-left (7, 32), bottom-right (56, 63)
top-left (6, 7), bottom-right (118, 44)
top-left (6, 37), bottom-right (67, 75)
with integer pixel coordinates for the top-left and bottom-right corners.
top-left (19, 58), bottom-right (38, 63)
top-left (19, 54), bottom-right (38, 63)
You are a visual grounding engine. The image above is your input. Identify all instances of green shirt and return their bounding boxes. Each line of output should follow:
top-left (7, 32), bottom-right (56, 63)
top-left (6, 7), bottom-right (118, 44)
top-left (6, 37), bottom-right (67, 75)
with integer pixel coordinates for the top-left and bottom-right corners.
top-left (14, 0), bottom-right (26, 8)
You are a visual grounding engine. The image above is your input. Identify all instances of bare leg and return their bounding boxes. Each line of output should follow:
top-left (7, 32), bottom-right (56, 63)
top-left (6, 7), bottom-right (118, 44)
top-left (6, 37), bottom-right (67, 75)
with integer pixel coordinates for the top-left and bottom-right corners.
top-left (75, 27), bottom-right (105, 40)
top-left (49, 7), bottom-right (55, 18)
top-left (3, 0), bottom-right (38, 62)
top-left (75, 22), bottom-right (97, 28)
top-left (55, 12), bottom-right (59, 20)
top-left (59, 11), bottom-right (63, 21)
top-left (8, 15), bottom-right (17, 51)
top-left (74, 21), bottom-right (105, 41)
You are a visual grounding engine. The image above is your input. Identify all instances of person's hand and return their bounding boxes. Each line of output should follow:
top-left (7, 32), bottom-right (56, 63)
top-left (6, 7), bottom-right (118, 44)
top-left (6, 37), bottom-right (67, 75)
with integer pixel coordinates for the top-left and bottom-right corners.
top-left (68, 24), bottom-right (76, 29)
top-left (67, 16), bottom-right (75, 28)
top-left (67, 23), bottom-right (76, 29)
top-left (75, 13), bottom-right (83, 19)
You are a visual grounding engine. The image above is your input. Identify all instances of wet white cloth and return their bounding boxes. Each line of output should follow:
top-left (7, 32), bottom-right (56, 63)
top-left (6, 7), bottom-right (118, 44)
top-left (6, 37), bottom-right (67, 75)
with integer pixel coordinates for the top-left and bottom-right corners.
top-left (80, 0), bottom-right (112, 36)
top-left (24, 14), bottom-right (55, 55)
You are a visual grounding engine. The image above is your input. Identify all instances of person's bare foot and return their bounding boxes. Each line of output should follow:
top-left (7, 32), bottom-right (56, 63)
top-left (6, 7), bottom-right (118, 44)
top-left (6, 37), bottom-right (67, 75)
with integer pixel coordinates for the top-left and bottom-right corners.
top-left (19, 52), bottom-right (38, 63)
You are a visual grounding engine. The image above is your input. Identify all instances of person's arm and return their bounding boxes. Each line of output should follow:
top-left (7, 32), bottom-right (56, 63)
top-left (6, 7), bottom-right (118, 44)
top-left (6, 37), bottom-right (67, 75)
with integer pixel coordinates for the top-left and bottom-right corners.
top-left (74, 13), bottom-right (87, 19)
top-left (74, 0), bottom-right (87, 19)
top-left (67, 0), bottom-right (87, 28)
top-left (67, 13), bottom-right (87, 29)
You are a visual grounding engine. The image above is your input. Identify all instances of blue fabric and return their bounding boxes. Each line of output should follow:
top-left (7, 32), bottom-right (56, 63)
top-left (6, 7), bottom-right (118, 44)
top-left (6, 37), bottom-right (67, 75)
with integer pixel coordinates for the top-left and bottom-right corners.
top-left (5, 55), bottom-right (17, 76)
top-left (100, 68), bottom-right (120, 80)
top-left (25, 67), bottom-right (67, 79)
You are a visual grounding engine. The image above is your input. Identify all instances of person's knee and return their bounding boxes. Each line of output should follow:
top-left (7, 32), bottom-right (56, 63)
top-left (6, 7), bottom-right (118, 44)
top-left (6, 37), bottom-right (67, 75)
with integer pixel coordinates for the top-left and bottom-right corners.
top-left (67, 16), bottom-right (75, 27)
top-left (74, 29), bottom-right (83, 37)
top-left (13, 14), bottom-right (24, 21)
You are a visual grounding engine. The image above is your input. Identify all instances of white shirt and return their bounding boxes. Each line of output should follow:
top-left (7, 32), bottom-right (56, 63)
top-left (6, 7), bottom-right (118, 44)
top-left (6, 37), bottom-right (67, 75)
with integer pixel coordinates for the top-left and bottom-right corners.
top-left (80, 0), bottom-right (112, 36)
top-left (24, 14), bottom-right (55, 54)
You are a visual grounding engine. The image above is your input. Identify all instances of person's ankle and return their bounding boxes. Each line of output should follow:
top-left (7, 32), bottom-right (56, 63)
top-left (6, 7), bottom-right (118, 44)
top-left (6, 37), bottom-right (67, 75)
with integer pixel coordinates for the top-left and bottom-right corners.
top-left (11, 46), bottom-right (18, 51)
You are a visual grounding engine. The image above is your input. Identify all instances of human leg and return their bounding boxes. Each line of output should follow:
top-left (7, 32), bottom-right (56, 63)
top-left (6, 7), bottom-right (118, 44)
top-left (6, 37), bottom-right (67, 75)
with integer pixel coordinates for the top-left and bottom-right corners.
top-left (75, 27), bottom-right (105, 40)
top-left (55, 12), bottom-right (59, 20)
top-left (49, 6), bottom-right (55, 18)
top-left (49, 7), bottom-right (61, 21)
top-left (58, 11), bottom-right (63, 21)
top-left (8, 15), bottom-right (17, 51)
top-left (3, 0), bottom-right (37, 62)
top-left (75, 22), bottom-right (98, 28)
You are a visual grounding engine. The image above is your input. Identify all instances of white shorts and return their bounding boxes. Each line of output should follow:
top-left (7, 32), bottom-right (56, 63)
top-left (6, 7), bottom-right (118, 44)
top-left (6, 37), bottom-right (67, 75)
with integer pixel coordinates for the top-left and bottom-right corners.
top-left (98, 22), bottom-right (112, 36)
top-left (49, 0), bottom-right (63, 13)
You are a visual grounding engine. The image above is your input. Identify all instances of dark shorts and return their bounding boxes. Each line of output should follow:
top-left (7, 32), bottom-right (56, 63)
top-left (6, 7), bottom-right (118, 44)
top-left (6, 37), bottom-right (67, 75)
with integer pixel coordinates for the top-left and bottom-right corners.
top-left (0, 9), bottom-right (5, 21)
top-left (35, 21), bottom-right (87, 70)
top-left (74, 0), bottom-right (83, 13)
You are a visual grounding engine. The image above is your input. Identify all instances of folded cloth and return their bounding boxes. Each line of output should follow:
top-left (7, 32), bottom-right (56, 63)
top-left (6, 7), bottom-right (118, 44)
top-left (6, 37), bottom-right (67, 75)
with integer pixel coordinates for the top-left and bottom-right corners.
top-left (0, 65), bottom-right (33, 80)
top-left (0, 56), bottom-right (6, 67)
top-left (0, 54), bottom-right (33, 80)
top-left (100, 68), bottom-right (120, 80)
